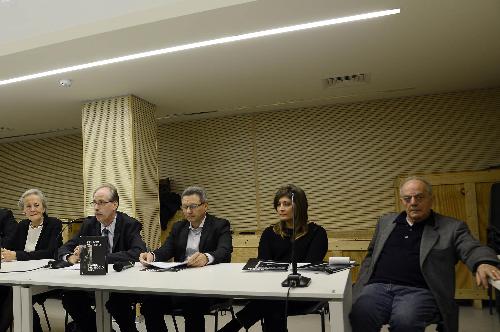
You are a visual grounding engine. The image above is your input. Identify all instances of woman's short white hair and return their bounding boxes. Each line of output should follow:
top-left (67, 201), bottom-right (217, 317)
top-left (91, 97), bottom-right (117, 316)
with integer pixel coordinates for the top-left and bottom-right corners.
top-left (18, 188), bottom-right (47, 210)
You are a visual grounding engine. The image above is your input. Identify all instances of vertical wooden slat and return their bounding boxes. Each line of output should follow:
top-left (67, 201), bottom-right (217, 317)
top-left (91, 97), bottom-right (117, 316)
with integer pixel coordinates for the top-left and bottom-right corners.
top-left (464, 182), bottom-right (480, 238)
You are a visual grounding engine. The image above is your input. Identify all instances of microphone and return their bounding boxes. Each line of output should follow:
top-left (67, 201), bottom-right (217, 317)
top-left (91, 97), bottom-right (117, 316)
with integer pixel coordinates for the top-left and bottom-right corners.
top-left (113, 261), bottom-right (135, 272)
top-left (282, 191), bottom-right (311, 288)
top-left (47, 260), bottom-right (72, 269)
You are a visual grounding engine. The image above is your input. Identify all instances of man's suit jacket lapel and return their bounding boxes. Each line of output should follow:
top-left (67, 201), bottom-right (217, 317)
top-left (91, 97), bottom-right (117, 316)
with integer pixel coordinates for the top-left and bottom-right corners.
top-left (112, 212), bottom-right (122, 253)
top-left (14, 221), bottom-right (29, 249)
top-left (420, 217), bottom-right (439, 266)
top-left (199, 214), bottom-right (213, 251)
top-left (177, 222), bottom-right (190, 259)
top-left (93, 217), bottom-right (101, 236)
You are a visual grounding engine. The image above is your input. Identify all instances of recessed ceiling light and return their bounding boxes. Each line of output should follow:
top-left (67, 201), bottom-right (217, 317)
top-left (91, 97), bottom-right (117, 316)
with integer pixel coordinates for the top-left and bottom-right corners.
top-left (0, 8), bottom-right (400, 86)
top-left (58, 79), bottom-right (72, 87)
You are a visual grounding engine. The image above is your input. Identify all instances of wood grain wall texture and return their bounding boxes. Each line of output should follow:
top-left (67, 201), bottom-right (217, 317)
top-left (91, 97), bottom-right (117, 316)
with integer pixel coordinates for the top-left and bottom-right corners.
top-left (0, 134), bottom-right (84, 221)
top-left (82, 95), bottom-right (161, 248)
top-left (0, 88), bottom-right (499, 230)
top-left (82, 97), bottom-right (135, 218)
top-left (157, 88), bottom-right (500, 234)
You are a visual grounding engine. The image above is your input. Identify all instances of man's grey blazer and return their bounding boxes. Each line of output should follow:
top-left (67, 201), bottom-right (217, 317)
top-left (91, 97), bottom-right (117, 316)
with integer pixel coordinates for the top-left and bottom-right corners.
top-left (353, 212), bottom-right (499, 332)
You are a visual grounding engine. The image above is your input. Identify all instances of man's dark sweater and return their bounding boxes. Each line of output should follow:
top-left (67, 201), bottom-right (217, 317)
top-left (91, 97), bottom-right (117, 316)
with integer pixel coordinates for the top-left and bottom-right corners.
top-left (368, 212), bottom-right (431, 288)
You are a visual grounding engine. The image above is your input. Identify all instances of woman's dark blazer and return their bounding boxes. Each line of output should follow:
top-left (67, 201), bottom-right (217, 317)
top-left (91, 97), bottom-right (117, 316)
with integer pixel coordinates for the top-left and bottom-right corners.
top-left (6, 215), bottom-right (62, 261)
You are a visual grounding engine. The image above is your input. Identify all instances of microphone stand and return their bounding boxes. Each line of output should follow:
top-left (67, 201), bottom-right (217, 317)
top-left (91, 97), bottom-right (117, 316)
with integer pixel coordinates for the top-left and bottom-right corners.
top-left (55, 220), bottom-right (73, 260)
top-left (47, 219), bottom-right (73, 268)
top-left (281, 193), bottom-right (311, 287)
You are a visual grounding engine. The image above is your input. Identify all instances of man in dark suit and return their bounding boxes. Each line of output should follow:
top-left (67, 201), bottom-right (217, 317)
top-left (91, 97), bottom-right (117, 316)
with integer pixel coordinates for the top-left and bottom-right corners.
top-left (350, 177), bottom-right (500, 332)
top-left (0, 208), bottom-right (17, 248)
top-left (0, 208), bottom-right (17, 332)
top-left (138, 186), bottom-right (232, 332)
top-left (59, 183), bottom-right (146, 332)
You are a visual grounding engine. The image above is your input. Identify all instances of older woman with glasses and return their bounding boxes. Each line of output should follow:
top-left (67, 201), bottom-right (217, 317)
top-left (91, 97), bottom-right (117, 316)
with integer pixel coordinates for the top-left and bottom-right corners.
top-left (0, 188), bottom-right (62, 332)
top-left (219, 184), bottom-right (328, 332)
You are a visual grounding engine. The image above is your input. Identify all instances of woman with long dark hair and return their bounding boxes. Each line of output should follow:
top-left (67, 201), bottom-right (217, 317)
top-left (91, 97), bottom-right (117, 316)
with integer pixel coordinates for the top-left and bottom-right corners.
top-left (219, 184), bottom-right (328, 332)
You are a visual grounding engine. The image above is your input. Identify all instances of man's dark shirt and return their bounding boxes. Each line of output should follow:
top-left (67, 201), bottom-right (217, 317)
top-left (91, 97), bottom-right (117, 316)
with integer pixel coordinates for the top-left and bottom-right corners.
top-left (368, 212), bottom-right (431, 288)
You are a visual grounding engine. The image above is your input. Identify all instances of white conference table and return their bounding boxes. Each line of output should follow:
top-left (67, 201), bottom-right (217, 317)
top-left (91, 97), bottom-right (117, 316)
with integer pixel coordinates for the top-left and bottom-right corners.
top-left (0, 260), bottom-right (352, 332)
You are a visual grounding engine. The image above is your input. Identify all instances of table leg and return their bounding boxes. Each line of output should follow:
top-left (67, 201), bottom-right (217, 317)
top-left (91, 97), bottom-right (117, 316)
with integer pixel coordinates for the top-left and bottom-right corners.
top-left (19, 286), bottom-right (33, 332)
top-left (12, 286), bottom-right (22, 332)
top-left (95, 290), bottom-right (111, 332)
top-left (329, 270), bottom-right (352, 332)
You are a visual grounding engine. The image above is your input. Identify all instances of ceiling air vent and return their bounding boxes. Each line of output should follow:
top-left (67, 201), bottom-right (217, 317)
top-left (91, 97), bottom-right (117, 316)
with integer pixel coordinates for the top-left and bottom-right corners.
top-left (324, 73), bottom-right (370, 87)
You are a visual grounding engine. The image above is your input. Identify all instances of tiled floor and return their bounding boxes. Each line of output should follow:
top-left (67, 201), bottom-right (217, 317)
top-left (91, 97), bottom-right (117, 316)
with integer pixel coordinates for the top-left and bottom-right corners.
top-left (36, 299), bottom-right (500, 332)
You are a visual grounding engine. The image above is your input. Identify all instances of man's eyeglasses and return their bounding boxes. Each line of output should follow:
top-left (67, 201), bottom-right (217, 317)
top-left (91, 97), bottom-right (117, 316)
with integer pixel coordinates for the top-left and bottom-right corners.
top-left (401, 194), bottom-right (426, 203)
top-left (181, 203), bottom-right (204, 211)
top-left (90, 200), bottom-right (112, 207)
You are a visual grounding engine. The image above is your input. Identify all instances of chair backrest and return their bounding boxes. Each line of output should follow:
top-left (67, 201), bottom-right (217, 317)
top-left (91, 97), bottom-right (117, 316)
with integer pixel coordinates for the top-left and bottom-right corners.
top-left (488, 182), bottom-right (500, 253)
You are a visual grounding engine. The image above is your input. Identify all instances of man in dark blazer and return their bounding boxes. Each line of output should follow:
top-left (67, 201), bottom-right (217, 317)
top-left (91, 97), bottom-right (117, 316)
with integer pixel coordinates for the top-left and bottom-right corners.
top-left (0, 207), bottom-right (17, 332)
top-left (137, 186), bottom-right (232, 332)
top-left (59, 183), bottom-right (146, 332)
top-left (0, 208), bottom-right (17, 248)
top-left (350, 177), bottom-right (500, 332)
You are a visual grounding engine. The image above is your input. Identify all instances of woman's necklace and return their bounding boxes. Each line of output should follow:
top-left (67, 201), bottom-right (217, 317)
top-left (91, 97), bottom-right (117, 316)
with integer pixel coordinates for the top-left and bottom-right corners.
top-left (30, 217), bottom-right (44, 229)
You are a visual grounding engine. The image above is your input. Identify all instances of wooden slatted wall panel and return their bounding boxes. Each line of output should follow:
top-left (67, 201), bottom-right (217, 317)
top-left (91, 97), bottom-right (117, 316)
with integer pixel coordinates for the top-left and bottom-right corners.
top-left (476, 182), bottom-right (494, 244)
top-left (1, 88), bottom-right (499, 232)
top-left (131, 96), bottom-right (161, 248)
top-left (82, 96), bottom-right (135, 218)
top-left (158, 88), bottom-right (500, 233)
top-left (0, 134), bottom-right (84, 220)
top-left (158, 115), bottom-right (258, 232)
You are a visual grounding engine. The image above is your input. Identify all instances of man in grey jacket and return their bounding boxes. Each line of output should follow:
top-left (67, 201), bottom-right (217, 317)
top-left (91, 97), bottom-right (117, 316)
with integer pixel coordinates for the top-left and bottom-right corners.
top-left (350, 177), bottom-right (500, 332)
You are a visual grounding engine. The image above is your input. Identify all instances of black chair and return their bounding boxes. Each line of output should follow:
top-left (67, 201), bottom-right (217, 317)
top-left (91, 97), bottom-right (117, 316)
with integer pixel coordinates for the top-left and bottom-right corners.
top-left (10, 298), bottom-right (53, 332)
top-left (487, 182), bottom-right (500, 316)
top-left (487, 182), bottom-right (500, 254)
top-left (170, 299), bottom-right (235, 332)
top-left (287, 301), bottom-right (329, 332)
top-left (34, 289), bottom-right (63, 331)
top-left (259, 301), bottom-right (329, 332)
top-left (39, 302), bottom-right (51, 331)
top-left (383, 317), bottom-right (443, 332)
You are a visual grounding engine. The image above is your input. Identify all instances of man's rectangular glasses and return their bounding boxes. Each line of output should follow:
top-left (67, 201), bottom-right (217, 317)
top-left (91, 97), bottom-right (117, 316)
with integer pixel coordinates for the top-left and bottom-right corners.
top-left (90, 200), bottom-right (111, 207)
top-left (181, 203), bottom-right (203, 211)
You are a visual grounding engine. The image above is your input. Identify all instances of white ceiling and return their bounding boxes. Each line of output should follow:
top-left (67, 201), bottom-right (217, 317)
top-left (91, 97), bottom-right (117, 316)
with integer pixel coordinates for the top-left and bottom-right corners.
top-left (1, 0), bottom-right (499, 141)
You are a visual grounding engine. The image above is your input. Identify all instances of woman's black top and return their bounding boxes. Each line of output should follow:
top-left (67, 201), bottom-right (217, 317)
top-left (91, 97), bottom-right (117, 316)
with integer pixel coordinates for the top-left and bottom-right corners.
top-left (257, 222), bottom-right (328, 263)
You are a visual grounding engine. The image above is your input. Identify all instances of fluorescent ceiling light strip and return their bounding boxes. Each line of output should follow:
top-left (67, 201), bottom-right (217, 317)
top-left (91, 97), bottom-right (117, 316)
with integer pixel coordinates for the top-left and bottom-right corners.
top-left (0, 8), bottom-right (400, 86)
